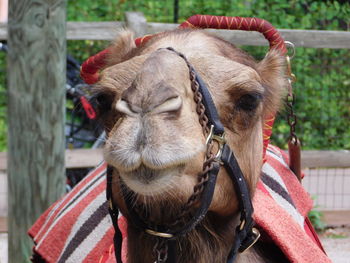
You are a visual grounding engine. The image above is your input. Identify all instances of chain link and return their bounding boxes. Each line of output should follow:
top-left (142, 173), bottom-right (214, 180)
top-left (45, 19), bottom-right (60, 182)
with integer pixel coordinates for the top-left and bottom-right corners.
top-left (153, 238), bottom-right (168, 263)
top-left (285, 53), bottom-right (299, 145)
top-left (286, 92), bottom-right (298, 144)
top-left (189, 69), bottom-right (210, 135)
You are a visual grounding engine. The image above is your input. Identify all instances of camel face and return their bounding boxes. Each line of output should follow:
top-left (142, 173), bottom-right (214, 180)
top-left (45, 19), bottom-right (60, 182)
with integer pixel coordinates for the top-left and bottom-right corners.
top-left (96, 29), bottom-right (286, 215)
top-left (104, 49), bottom-right (205, 196)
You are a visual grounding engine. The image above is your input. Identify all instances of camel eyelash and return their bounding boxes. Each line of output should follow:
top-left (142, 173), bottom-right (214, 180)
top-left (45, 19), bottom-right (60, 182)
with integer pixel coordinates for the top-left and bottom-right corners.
top-left (90, 92), bottom-right (115, 113)
top-left (235, 92), bottom-right (263, 112)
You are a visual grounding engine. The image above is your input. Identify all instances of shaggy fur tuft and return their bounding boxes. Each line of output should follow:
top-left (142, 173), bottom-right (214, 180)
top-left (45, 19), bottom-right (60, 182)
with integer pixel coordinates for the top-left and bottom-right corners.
top-left (106, 29), bottom-right (136, 67)
top-left (257, 49), bottom-right (288, 117)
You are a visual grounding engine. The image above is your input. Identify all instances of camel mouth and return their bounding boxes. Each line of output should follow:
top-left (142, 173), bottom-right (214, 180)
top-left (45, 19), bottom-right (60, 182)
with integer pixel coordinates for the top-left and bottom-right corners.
top-left (118, 164), bottom-right (185, 196)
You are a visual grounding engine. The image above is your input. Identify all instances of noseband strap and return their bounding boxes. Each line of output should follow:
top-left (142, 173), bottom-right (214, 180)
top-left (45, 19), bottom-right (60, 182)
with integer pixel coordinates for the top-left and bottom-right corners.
top-left (119, 161), bottom-right (220, 239)
top-left (107, 48), bottom-right (259, 263)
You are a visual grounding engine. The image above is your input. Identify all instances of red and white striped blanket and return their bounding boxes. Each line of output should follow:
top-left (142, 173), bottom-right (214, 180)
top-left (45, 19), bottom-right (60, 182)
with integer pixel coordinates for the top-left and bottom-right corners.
top-left (28, 144), bottom-right (331, 263)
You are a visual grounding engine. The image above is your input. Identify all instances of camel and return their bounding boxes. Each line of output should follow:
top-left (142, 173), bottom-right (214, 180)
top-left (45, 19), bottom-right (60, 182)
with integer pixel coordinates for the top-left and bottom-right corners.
top-left (90, 28), bottom-right (287, 263)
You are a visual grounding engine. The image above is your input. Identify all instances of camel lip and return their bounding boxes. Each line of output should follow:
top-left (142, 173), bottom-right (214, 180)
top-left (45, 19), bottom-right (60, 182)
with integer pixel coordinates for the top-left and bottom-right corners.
top-left (103, 144), bottom-right (204, 173)
top-left (127, 164), bottom-right (164, 183)
top-left (117, 164), bottom-right (185, 196)
top-left (124, 164), bottom-right (184, 183)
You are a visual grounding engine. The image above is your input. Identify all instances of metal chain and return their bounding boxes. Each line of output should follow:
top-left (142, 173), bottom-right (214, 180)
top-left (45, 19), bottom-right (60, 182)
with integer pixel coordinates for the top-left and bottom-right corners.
top-left (168, 48), bottom-right (210, 135)
top-left (170, 153), bottom-right (216, 228)
top-left (153, 238), bottom-right (169, 263)
top-left (189, 69), bottom-right (210, 135)
top-left (286, 92), bottom-right (298, 144)
top-left (285, 43), bottom-right (299, 145)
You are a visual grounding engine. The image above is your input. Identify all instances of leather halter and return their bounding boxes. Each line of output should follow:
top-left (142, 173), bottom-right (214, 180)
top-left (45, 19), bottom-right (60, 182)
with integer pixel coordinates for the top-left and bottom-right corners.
top-left (107, 47), bottom-right (260, 263)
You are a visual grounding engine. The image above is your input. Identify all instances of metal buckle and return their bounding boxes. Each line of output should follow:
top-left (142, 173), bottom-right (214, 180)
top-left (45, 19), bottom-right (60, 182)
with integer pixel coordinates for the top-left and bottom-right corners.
top-left (145, 229), bottom-right (174, 238)
top-left (239, 219), bottom-right (246, 231)
top-left (205, 125), bottom-right (226, 160)
top-left (284, 41), bottom-right (295, 59)
top-left (286, 55), bottom-right (296, 84)
top-left (284, 41), bottom-right (297, 96)
top-left (240, 228), bottom-right (261, 253)
top-left (109, 199), bottom-right (113, 210)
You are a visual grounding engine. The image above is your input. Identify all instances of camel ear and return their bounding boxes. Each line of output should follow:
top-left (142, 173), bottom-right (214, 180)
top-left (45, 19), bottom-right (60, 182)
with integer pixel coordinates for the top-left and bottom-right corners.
top-left (257, 50), bottom-right (288, 115)
top-left (106, 29), bottom-right (136, 67)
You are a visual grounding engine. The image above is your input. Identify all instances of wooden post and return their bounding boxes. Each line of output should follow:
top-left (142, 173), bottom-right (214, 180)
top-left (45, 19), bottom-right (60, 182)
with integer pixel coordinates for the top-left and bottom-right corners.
top-left (124, 11), bottom-right (147, 38)
top-left (7, 0), bottom-right (66, 261)
top-left (173, 0), bottom-right (179, 23)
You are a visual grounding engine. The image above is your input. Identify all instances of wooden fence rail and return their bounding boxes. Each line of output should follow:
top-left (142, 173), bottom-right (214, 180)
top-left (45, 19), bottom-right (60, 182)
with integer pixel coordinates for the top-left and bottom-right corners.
top-left (0, 149), bottom-right (349, 171)
top-left (1, 15), bottom-right (350, 48)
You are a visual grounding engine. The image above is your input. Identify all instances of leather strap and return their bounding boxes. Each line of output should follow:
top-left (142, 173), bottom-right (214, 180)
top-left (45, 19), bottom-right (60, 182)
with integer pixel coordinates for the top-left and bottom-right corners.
top-left (165, 47), bottom-right (224, 136)
top-left (221, 144), bottom-right (254, 225)
top-left (106, 166), bottom-right (123, 263)
top-left (221, 144), bottom-right (258, 262)
top-left (192, 67), bottom-right (225, 135)
top-left (288, 138), bottom-right (302, 181)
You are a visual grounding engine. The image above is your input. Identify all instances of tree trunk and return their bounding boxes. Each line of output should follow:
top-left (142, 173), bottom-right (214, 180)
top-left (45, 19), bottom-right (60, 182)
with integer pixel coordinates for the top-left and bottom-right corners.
top-left (7, 0), bottom-right (66, 262)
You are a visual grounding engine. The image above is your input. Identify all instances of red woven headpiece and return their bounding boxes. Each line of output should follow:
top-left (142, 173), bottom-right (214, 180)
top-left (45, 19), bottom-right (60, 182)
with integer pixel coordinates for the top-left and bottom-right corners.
top-left (179, 15), bottom-right (286, 53)
top-left (80, 15), bottom-right (287, 158)
top-left (81, 15), bottom-right (286, 82)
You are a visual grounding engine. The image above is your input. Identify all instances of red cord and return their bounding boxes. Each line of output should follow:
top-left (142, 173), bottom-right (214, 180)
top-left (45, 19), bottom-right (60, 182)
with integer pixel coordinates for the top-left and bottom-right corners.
top-left (80, 96), bottom-right (97, 120)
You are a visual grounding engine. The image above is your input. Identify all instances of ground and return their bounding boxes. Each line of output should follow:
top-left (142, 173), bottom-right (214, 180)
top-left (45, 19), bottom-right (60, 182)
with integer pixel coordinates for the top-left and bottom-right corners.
top-left (319, 226), bottom-right (350, 263)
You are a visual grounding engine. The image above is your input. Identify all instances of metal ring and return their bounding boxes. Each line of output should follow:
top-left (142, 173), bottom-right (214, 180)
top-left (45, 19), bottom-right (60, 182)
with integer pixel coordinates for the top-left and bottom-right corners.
top-left (239, 219), bottom-right (246, 231)
top-left (145, 229), bottom-right (174, 238)
top-left (284, 41), bottom-right (295, 59)
top-left (205, 125), bottom-right (214, 145)
top-left (240, 228), bottom-right (261, 253)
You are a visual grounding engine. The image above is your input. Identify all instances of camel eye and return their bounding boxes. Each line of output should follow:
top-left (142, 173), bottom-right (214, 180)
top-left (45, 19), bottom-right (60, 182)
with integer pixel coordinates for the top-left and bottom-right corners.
top-left (236, 93), bottom-right (262, 111)
top-left (92, 92), bottom-right (114, 114)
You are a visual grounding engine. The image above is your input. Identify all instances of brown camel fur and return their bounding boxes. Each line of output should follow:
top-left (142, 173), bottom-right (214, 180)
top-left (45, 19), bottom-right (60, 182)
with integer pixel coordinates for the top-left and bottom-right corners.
top-left (92, 29), bottom-right (288, 263)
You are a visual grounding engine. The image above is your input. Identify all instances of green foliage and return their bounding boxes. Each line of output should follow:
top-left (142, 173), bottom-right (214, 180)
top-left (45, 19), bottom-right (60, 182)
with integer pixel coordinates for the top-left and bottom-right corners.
top-left (271, 46), bottom-right (350, 150)
top-left (308, 196), bottom-right (326, 232)
top-left (308, 209), bottom-right (326, 232)
top-left (1, 0), bottom-right (349, 151)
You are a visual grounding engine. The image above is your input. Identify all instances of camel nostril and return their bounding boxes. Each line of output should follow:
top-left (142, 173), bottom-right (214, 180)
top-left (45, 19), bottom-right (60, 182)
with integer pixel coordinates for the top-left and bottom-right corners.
top-left (115, 99), bottom-right (139, 116)
top-left (152, 96), bottom-right (182, 114)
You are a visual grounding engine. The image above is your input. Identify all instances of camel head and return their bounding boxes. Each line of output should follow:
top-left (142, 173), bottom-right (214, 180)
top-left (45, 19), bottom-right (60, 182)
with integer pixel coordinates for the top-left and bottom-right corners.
top-left (93, 29), bottom-right (286, 229)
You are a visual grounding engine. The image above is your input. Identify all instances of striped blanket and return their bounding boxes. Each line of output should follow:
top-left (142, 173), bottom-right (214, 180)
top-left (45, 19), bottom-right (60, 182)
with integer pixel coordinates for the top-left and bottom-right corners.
top-left (28, 145), bottom-right (331, 263)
